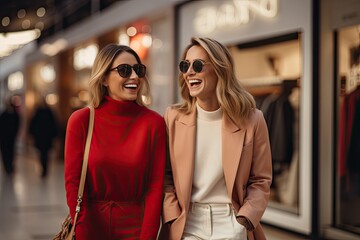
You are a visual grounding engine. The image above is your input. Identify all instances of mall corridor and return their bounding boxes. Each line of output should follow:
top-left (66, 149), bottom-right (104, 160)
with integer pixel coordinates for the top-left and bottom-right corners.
top-left (1, 0), bottom-right (360, 239)
top-left (0, 147), bottom-right (308, 240)
top-left (0, 148), bottom-right (68, 240)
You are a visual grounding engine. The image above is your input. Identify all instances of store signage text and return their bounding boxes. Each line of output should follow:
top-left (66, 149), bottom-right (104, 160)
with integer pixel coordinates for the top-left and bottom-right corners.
top-left (194, 0), bottom-right (278, 35)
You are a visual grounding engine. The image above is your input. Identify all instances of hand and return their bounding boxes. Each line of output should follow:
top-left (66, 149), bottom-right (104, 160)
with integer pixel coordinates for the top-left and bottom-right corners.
top-left (236, 216), bottom-right (254, 231)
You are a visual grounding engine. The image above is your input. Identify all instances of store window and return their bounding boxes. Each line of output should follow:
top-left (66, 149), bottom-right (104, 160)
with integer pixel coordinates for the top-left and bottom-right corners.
top-left (336, 24), bottom-right (360, 235)
top-left (229, 32), bottom-right (301, 214)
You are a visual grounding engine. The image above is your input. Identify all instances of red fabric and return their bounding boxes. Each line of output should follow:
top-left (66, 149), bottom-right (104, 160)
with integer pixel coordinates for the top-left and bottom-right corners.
top-left (64, 96), bottom-right (166, 240)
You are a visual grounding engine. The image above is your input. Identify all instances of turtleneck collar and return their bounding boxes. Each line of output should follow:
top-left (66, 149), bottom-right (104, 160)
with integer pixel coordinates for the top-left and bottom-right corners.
top-left (99, 95), bottom-right (142, 117)
top-left (196, 102), bottom-right (222, 121)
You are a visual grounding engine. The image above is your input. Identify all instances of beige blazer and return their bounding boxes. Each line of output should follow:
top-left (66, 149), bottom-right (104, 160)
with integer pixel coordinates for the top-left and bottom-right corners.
top-left (160, 107), bottom-right (272, 240)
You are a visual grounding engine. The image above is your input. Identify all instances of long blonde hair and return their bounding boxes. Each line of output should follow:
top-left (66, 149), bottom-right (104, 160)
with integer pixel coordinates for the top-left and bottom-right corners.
top-left (89, 44), bottom-right (150, 108)
top-left (175, 37), bottom-right (256, 125)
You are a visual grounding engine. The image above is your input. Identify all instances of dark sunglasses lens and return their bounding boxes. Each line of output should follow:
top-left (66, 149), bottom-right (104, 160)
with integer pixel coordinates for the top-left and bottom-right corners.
top-left (192, 60), bottom-right (204, 73)
top-left (179, 61), bottom-right (190, 73)
top-left (134, 64), bottom-right (146, 78)
top-left (117, 64), bottom-right (132, 78)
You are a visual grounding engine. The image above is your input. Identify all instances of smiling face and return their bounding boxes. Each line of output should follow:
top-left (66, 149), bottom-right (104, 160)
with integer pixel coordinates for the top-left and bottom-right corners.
top-left (104, 52), bottom-right (142, 102)
top-left (183, 45), bottom-right (219, 110)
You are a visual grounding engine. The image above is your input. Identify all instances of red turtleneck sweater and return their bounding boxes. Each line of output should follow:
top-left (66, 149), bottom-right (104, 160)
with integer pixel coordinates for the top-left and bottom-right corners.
top-left (64, 96), bottom-right (166, 240)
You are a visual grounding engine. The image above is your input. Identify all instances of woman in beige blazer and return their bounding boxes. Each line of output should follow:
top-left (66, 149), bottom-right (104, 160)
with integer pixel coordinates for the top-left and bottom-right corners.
top-left (160, 37), bottom-right (272, 240)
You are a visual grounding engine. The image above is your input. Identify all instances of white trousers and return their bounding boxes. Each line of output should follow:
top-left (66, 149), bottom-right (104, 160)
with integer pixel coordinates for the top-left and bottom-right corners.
top-left (182, 203), bottom-right (247, 240)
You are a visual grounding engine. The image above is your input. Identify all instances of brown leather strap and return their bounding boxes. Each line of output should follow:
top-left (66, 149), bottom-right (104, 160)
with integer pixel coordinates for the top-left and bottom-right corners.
top-left (78, 106), bottom-right (94, 200)
top-left (70, 105), bottom-right (94, 236)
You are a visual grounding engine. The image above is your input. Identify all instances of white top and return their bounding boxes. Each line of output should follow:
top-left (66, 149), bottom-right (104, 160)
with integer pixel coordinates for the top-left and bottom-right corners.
top-left (191, 103), bottom-right (231, 203)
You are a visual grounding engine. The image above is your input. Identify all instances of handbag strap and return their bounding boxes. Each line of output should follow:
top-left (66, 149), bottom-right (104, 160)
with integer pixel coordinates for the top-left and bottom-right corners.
top-left (72, 106), bottom-right (94, 225)
top-left (78, 105), bottom-right (94, 199)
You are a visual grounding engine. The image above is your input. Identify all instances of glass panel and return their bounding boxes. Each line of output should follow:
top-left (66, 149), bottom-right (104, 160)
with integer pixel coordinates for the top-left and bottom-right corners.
top-left (228, 32), bottom-right (301, 214)
top-left (336, 24), bottom-right (360, 235)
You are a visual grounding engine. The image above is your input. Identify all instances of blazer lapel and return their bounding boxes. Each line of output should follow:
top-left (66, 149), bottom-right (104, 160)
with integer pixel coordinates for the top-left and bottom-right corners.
top-left (173, 110), bottom-right (196, 211)
top-left (222, 116), bottom-right (246, 199)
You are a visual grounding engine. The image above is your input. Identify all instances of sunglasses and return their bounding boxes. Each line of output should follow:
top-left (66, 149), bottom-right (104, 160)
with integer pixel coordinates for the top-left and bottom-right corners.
top-left (179, 59), bottom-right (208, 73)
top-left (109, 64), bottom-right (146, 78)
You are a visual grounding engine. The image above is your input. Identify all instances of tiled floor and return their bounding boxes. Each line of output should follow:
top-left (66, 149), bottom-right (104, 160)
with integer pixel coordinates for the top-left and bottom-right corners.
top-left (0, 148), bottom-right (307, 240)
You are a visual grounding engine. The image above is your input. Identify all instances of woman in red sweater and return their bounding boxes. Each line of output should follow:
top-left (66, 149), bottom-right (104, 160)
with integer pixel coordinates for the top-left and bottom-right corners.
top-left (64, 44), bottom-right (166, 239)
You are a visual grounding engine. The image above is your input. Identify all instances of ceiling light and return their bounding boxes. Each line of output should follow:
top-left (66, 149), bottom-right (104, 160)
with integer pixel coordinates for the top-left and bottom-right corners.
top-left (0, 29), bottom-right (41, 57)
top-left (46, 93), bottom-right (58, 105)
top-left (1, 17), bottom-right (10, 27)
top-left (22, 19), bottom-right (31, 29)
top-left (142, 34), bottom-right (152, 48)
top-left (73, 44), bottom-right (98, 70)
top-left (40, 38), bottom-right (68, 56)
top-left (35, 22), bottom-right (44, 30)
top-left (37, 7), bottom-right (46, 17)
top-left (8, 71), bottom-right (24, 91)
top-left (0, 29), bottom-right (40, 45)
top-left (118, 32), bottom-right (130, 46)
top-left (127, 26), bottom-right (137, 37)
top-left (17, 9), bottom-right (26, 19)
top-left (141, 25), bottom-right (151, 33)
top-left (40, 64), bottom-right (56, 83)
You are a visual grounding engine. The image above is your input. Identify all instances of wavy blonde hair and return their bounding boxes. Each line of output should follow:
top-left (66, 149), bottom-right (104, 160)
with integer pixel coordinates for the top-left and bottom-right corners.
top-left (89, 44), bottom-right (150, 108)
top-left (174, 37), bottom-right (256, 125)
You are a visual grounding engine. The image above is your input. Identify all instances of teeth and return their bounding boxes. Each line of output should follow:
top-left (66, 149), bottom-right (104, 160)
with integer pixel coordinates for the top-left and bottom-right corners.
top-left (189, 80), bottom-right (201, 84)
top-left (124, 84), bottom-right (137, 88)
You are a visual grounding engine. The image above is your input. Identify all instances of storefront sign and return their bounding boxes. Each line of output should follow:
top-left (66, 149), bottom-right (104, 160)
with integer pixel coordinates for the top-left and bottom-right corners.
top-left (194, 0), bottom-right (278, 35)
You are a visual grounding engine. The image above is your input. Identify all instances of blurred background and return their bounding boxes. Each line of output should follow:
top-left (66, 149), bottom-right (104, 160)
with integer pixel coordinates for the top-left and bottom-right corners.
top-left (0, 0), bottom-right (360, 239)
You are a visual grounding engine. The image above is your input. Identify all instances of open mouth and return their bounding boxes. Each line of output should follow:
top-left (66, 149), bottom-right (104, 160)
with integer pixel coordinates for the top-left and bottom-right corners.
top-left (124, 83), bottom-right (138, 89)
top-left (189, 79), bottom-right (202, 87)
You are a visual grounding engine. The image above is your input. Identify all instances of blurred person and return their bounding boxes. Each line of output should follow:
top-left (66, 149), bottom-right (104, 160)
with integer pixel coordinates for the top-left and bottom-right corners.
top-left (0, 96), bottom-right (20, 175)
top-left (29, 98), bottom-right (58, 178)
top-left (64, 44), bottom-right (166, 239)
top-left (160, 37), bottom-right (272, 240)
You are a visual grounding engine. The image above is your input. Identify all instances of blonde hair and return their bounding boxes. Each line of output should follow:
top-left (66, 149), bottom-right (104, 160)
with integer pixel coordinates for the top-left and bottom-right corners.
top-left (89, 44), bottom-right (150, 108)
top-left (175, 37), bottom-right (256, 125)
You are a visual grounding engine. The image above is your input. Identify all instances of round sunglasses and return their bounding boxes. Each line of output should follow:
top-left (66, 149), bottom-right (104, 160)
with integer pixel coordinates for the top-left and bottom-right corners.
top-left (179, 59), bottom-right (208, 73)
top-left (109, 63), bottom-right (146, 78)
